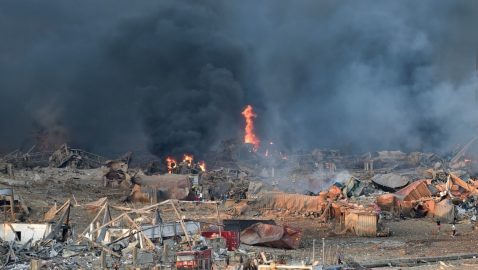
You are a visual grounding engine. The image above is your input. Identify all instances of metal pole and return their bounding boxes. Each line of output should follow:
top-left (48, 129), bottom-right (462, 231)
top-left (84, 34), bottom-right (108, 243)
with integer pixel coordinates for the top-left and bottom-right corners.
top-left (322, 238), bottom-right (325, 265)
top-left (216, 202), bottom-right (222, 236)
top-left (312, 239), bottom-right (316, 262)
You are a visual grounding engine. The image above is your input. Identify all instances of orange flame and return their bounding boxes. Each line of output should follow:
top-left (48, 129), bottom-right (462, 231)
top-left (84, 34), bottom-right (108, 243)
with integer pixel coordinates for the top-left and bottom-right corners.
top-left (166, 157), bottom-right (177, 174)
top-left (199, 161), bottom-right (206, 172)
top-left (241, 105), bottom-right (260, 151)
top-left (183, 154), bottom-right (194, 167)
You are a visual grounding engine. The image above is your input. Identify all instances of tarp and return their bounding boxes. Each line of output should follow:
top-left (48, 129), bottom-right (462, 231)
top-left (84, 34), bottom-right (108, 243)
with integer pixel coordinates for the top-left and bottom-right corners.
top-left (240, 223), bottom-right (302, 249)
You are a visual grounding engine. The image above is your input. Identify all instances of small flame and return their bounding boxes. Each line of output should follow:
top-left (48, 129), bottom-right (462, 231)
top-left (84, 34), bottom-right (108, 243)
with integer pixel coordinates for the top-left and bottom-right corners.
top-left (241, 105), bottom-right (260, 151)
top-left (183, 154), bottom-right (194, 167)
top-left (199, 161), bottom-right (206, 172)
top-left (166, 157), bottom-right (177, 174)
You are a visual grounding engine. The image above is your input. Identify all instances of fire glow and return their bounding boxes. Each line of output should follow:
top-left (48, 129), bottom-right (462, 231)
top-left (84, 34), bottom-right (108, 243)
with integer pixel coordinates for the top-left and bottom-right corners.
top-left (199, 161), bottom-right (206, 172)
top-left (183, 154), bottom-right (193, 167)
top-left (166, 157), bottom-right (177, 174)
top-left (165, 154), bottom-right (206, 173)
top-left (241, 105), bottom-right (260, 151)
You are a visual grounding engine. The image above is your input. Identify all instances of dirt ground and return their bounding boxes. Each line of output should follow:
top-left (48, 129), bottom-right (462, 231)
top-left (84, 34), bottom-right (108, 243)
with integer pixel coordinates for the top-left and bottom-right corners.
top-left (3, 174), bottom-right (478, 269)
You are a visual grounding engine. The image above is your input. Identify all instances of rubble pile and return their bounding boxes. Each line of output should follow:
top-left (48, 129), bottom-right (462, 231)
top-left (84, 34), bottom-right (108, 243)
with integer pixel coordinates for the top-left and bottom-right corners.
top-left (376, 172), bottom-right (478, 223)
top-left (0, 137), bottom-right (477, 269)
top-left (201, 168), bottom-right (252, 201)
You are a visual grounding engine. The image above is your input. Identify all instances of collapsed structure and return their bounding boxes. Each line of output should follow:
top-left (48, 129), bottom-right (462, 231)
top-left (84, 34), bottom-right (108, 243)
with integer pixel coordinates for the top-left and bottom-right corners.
top-left (0, 131), bottom-right (478, 268)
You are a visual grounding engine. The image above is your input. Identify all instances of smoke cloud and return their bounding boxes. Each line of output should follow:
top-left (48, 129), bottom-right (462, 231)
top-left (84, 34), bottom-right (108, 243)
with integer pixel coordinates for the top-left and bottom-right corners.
top-left (0, 1), bottom-right (477, 157)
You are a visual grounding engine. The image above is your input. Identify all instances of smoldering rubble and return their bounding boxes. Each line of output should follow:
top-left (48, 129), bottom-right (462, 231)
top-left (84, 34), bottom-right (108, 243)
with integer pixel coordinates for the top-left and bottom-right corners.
top-left (0, 140), bottom-right (476, 269)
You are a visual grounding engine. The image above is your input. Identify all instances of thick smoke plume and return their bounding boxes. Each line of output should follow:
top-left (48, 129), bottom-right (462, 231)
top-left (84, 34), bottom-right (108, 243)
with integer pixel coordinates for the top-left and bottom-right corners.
top-left (0, 1), bottom-right (477, 157)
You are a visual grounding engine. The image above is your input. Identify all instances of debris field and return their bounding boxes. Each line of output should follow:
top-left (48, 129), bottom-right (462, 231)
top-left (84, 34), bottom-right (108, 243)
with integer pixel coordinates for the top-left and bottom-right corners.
top-left (1, 140), bottom-right (478, 269)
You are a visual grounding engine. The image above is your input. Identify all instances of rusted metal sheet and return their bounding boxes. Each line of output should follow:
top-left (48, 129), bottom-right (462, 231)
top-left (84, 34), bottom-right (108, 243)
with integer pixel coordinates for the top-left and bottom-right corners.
top-left (356, 213), bottom-right (378, 236)
top-left (394, 180), bottom-right (431, 201)
top-left (376, 180), bottom-right (431, 216)
top-left (376, 193), bottom-right (396, 211)
top-left (448, 173), bottom-right (478, 198)
top-left (345, 211), bottom-right (377, 237)
top-left (240, 223), bottom-right (302, 249)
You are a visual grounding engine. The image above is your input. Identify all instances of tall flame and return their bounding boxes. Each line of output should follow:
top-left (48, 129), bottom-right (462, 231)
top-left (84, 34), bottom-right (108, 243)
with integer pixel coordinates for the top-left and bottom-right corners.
top-left (166, 157), bottom-right (177, 174)
top-left (241, 105), bottom-right (260, 151)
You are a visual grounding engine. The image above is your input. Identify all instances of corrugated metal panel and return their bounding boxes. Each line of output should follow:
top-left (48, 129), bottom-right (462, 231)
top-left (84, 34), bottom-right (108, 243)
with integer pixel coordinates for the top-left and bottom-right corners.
top-left (394, 180), bottom-right (431, 201)
top-left (356, 214), bottom-right (377, 237)
top-left (141, 221), bottom-right (200, 239)
top-left (256, 192), bottom-right (324, 212)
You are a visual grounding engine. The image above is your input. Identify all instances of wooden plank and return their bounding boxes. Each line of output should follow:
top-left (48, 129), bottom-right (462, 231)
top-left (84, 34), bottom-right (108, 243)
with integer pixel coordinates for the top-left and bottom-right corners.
top-left (124, 214), bottom-right (155, 250)
top-left (82, 237), bottom-right (121, 258)
top-left (80, 212), bottom-right (126, 240)
top-left (7, 223), bottom-right (19, 241)
top-left (79, 203), bottom-right (107, 239)
top-left (169, 200), bottom-right (192, 247)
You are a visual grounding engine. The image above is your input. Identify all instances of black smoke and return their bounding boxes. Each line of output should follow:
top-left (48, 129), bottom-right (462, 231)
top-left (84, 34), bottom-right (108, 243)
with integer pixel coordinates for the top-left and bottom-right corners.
top-left (0, 1), bottom-right (477, 157)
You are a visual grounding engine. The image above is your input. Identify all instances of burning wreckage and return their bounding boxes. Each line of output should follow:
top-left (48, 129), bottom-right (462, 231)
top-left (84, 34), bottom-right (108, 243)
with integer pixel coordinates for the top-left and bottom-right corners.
top-left (1, 107), bottom-right (478, 269)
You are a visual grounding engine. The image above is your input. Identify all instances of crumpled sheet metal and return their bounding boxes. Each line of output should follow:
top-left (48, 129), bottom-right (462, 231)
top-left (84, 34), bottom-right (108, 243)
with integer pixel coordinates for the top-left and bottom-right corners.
top-left (372, 173), bottom-right (409, 191)
top-left (240, 223), bottom-right (302, 249)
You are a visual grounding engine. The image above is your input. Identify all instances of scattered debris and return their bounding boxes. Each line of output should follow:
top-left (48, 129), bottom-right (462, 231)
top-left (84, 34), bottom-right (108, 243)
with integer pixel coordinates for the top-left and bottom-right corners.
top-left (49, 144), bottom-right (107, 169)
top-left (241, 223), bottom-right (302, 249)
top-left (2, 140), bottom-right (478, 268)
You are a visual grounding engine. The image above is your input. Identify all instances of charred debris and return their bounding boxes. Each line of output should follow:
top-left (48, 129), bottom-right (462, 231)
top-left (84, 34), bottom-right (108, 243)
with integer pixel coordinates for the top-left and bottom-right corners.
top-left (0, 140), bottom-right (477, 269)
